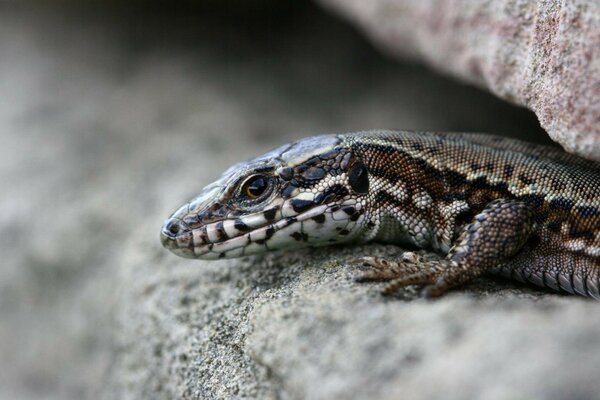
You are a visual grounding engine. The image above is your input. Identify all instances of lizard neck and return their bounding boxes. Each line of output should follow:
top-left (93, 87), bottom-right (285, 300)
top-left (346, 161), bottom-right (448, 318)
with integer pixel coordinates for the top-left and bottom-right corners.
top-left (347, 132), bottom-right (474, 253)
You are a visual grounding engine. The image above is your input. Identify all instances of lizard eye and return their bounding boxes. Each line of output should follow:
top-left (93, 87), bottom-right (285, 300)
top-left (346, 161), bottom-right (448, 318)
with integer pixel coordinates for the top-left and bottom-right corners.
top-left (241, 174), bottom-right (269, 199)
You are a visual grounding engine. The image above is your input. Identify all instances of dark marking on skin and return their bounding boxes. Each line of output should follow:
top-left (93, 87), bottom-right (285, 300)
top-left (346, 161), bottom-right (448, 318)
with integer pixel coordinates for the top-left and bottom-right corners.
top-left (569, 226), bottom-right (594, 239)
top-left (547, 220), bottom-right (562, 232)
top-left (256, 239), bottom-right (267, 245)
top-left (375, 191), bottom-right (390, 205)
top-left (215, 221), bottom-right (227, 241)
top-left (367, 221), bottom-right (376, 228)
top-left (518, 174), bottom-right (533, 185)
top-left (312, 214), bottom-right (326, 223)
top-left (279, 167), bottom-right (293, 181)
top-left (350, 213), bottom-right (361, 222)
top-left (314, 192), bottom-right (324, 204)
top-left (290, 232), bottom-right (309, 242)
top-left (493, 181), bottom-right (509, 192)
top-left (330, 205), bottom-right (341, 212)
top-left (415, 158), bottom-right (428, 170)
top-left (263, 207), bottom-right (278, 221)
top-left (549, 197), bottom-right (575, 210)
top-left (426, 147), bottom-right (439, 156)
top-left (199, 231), bottom-right (208, 243)
top-left (428, 166), bottom-right (444, 181)
top-left (504, 164), bottom-right (514, 178)
top-left (441, 192), bottom-right (466, 202)
top-left (520, 193), bottom-right (545, 207)
top-left (314, 191), bottom-right (330, 205)
top-left (446, 170), bottom-right (467, 185)
top-left (339, 229), bottom-right (350, 235)
top-left (183, 214), bottom-right (199, 226)
top-left (342, 206), bottom-right (356, 215)
top-left (219, 252), bottom-right (226, 259)
top-left (470, 176), bottom-right (488, 189)
top-left (234, 219), bottom-right (249, 232)
top-left (577, 205), bottom-right (599, 217)
top-left (470, 162), bottom-right (479, 171)
top-left (252, 166), bottom-right (276, 174)
top-left (281, 183), bottom-right (297, 199)
top-left (359, 143), bottom-right (398, 156)
top-left (526, 234), bottom-right (541, 248)
top-left (369, 167), bottom-right (399, 184)
top-left (375, 190), bottom-right (409, 209)
top-left (284, 216), bottom-right (297, 226)
top-left (412, 143), bottom-right (423, 151)
top-left (320, 185), bottom-right (350, 203)
top-left (265, 227), bottom-right (275, 240)
top-left (532, 210), bottom-right (548, 224)
top-left (291, 199), bottom-right (313, 213)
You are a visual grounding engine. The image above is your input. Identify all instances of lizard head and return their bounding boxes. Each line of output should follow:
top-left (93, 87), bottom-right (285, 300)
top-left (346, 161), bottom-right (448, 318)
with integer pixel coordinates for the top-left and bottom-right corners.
top-left (160, 134), bottom-right (371, 259)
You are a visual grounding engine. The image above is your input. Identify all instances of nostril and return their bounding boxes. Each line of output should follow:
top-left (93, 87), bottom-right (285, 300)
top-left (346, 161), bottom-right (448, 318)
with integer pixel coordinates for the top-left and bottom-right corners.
top-left (167, 220), bottom-right (180, 235)
top-left (161, 219), bottom-right (184, 240)
top-left (161, 218), bottom-right (190, 245)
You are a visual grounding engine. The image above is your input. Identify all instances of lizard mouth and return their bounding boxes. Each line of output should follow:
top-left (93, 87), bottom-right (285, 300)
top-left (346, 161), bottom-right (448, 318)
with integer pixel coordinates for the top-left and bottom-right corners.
top-left (161, 201), bottom-right (364, 259)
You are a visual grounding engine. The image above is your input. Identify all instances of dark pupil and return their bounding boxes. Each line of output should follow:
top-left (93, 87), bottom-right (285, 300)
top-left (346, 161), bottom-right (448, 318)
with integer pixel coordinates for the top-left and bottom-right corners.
top-left (246, 176), bottom-right (267, 197)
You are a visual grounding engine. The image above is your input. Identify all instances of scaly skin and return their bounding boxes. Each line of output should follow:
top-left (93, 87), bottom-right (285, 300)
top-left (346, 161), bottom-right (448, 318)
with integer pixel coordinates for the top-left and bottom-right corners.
top-left (161, 130), bottom-right (600, 299)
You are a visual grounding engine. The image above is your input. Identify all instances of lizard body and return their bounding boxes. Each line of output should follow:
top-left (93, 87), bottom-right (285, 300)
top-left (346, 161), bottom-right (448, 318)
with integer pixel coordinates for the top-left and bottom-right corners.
top-left (161, 131), bottom-right (600, 299)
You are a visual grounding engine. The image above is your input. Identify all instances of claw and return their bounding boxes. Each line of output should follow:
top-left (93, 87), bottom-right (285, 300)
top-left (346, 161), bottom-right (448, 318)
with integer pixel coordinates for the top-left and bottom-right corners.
top-left (349, 256), bottom-right (395, 271)
top-left (381, 271), bottom-right (439, 295)
top-left (349, 256), bottom-right (377, 267)
top-left (355, 269), bottom-right (403, 283)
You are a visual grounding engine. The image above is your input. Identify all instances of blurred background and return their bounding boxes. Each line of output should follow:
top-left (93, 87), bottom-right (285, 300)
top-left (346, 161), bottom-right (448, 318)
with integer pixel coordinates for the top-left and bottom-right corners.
top-left (1, 1), bottom-right (549, 399)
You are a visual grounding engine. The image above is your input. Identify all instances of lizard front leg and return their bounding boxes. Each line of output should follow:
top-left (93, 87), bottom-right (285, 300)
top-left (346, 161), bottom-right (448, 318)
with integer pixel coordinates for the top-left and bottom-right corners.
top-left (355, 199), bottom-right (534, 298)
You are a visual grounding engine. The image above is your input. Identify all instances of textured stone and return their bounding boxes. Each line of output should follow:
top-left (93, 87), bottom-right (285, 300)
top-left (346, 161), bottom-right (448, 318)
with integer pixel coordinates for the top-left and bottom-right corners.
top-left (114, 239), bottom-right (600, 400)
top-left (318, 0), bottom-right (600, 160)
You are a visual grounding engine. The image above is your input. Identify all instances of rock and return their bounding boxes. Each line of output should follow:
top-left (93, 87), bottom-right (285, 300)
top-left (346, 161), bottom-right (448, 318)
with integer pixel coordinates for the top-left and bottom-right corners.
top-left (113, 237), bottom-right (600, 399)
top-left (317, 0), bottom-right (600, 160)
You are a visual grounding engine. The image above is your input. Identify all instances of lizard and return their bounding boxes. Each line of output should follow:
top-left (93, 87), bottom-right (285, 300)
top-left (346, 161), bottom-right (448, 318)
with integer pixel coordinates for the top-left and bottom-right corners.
top-left (160, 130), bottom-right (600, 299)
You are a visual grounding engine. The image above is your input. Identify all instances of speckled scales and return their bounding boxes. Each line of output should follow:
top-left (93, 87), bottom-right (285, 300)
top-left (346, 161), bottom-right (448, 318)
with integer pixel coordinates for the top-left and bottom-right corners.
top-left (162, 130), bottom-right (600, 299)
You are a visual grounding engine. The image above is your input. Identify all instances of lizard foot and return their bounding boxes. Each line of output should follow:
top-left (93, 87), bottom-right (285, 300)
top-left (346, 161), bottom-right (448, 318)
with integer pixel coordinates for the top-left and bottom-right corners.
top-left (352, 252), bottom-right (452, 296)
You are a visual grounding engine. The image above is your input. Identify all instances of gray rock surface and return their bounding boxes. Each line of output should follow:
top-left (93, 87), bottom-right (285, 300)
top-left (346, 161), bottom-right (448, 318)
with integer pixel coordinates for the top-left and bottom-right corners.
top-left (2, 3), bottom-right (600, 400)
top-left (317, 0), bottom-right (600, 161)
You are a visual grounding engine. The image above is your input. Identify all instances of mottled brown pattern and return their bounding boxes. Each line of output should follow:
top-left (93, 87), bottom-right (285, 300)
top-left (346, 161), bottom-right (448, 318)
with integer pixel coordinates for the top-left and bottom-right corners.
top-left (347, 131), bottom-right (600, 252)
top-left (343, 131), bottom-right (600, 298)
top-left (163, 130), bottom-right (600, 298)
